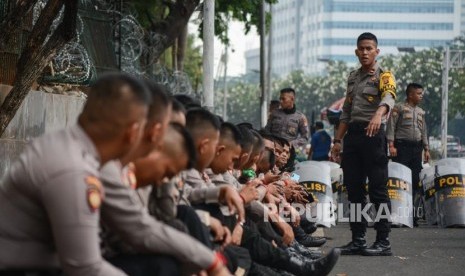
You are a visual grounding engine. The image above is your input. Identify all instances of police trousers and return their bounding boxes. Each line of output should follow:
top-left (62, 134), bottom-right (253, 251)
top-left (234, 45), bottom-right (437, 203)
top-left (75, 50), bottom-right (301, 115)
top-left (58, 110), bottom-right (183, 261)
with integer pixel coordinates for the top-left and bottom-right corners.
top-left (342, 122), bottom-right (391, 236)
top-left (393, 139), bottom-right (423, 220)
top-left (393, 139), bottom-right (423, 192)
top-left (108, 254), bottom-right (179, 276)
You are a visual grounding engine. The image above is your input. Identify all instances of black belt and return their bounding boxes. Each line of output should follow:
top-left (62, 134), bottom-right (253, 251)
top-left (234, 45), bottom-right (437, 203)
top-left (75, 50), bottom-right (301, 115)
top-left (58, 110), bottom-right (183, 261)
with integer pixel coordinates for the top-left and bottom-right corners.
top-left (395, 139), bottom-right (422, 146)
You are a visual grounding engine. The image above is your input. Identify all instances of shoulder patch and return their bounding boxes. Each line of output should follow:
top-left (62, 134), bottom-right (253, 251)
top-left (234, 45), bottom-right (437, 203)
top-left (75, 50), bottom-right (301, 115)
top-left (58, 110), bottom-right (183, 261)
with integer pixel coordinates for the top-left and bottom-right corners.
top-left (379, 71), bottom-right (397, 99)
top-left (85, 175), bottom-right (103, 212)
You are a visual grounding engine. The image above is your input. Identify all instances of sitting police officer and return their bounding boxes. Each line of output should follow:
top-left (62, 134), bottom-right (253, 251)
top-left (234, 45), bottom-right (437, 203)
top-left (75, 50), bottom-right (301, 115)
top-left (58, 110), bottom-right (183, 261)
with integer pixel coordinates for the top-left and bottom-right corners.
top-left (332, 32), bottom-right (396, 256)
top-left (0, 73), bottom-right (151, 275)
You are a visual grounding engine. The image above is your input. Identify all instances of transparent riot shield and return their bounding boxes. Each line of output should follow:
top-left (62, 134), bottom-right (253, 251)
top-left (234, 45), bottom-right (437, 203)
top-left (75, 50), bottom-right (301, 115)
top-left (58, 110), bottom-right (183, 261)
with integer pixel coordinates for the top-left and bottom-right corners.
top-left (320, 161), bottom-right (343, 195)
top-left (320, 161), bottom-right (343, 222)
top-left (294, 162), bottom-right (334, 227)
top-left (421, 167), bottom-right (437, 225)
top-left (434, 158), bottom-right (465, 228)
top-left (387, 162), bottom-right (413, 228)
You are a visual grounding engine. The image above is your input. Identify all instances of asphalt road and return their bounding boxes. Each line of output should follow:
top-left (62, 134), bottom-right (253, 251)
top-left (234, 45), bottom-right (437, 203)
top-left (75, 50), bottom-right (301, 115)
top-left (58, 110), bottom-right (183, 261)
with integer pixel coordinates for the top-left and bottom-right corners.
top-left (319, 222), bottom-right (465, 276)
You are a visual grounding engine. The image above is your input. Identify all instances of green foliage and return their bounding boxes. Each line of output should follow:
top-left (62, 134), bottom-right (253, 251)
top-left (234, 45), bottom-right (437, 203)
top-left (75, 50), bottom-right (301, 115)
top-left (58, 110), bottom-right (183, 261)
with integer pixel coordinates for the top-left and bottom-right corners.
top-left (379, 49), bottom-right (443, 136)
top-left (214, 81), bottom-right (261, 127)
top-left (211, 0), bottom-right (278, 45)
top-left (214, 61), bottom-right (351, 128)
top-left (130, 0), bottom-right (167, 28)
top-left (379, 37), bottom-right (465, 137)
top-left (129, 0), bottom-right (277, 46)
top-left (270, 61), bottom-right (351, 125)
top-left (183, 34), bottom-right (203, 92)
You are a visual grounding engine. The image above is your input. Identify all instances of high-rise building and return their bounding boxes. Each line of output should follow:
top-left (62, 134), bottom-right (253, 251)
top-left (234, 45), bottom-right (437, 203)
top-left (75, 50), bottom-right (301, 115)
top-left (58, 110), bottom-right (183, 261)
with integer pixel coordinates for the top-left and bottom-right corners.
top-left (247, 0), bottom-right (463, 76)
top-left (460, 0), bottom-right (465, 33)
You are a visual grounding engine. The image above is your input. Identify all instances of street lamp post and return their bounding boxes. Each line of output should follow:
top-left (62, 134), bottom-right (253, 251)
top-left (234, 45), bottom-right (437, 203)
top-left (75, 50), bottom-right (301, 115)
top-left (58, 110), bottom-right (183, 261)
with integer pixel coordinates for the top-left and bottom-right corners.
top-left (441, 48), bottom-right (465, 158)
top-left (202, 0), bottom-right (215, 111)
top-left (259, 0), bottom-right (267, 127)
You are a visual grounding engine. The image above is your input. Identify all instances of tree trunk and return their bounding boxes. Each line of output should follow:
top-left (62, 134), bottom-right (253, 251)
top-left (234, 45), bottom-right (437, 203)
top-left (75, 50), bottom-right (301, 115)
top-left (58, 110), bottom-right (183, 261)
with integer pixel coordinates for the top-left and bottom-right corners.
top-left (150, 0), bottom-right (199, 61)
top-left (171, 42), bottom-right (178, 71)
top-left (0, 0), bottom-right (78, 136)
top-left (176, 25), bottom-right (187, 71)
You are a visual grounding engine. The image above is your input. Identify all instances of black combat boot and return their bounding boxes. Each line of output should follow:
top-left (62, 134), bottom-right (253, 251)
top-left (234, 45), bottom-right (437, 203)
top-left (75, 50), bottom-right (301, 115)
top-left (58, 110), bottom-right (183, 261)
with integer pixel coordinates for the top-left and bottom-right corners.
top-left (248, 262), bottom-right (286, 276)
top-left (338, 232), bottom-right (367, 255)
top-left (362, 233), bottom-right (392, 256)
top-left (293, 225), bottom-right (326, 247)
top-left (300, 218), bottom-right (318, 234)
top-left (291, 241), bottom-right (324, 259)
top-left (285, 248), bottom-right (340, 276)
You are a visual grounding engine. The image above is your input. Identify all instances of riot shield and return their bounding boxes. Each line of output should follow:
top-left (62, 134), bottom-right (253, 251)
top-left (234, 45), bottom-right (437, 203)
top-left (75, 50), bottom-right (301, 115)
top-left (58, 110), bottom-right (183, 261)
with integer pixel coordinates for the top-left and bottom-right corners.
top-left (434, 158), bottom-right (465, 228)
top-left (387, 162), bottom-right (413, 228)
top-left (294, 160), bottom-right (323, 172)
top-left (320, 161), bottom-right (343, 220)
top-left (294, 162), bottom-right (334, 227)
top-left (320, 161), bottom-right (344, 194)
top-left (421, 167), bottom-right (437, 225)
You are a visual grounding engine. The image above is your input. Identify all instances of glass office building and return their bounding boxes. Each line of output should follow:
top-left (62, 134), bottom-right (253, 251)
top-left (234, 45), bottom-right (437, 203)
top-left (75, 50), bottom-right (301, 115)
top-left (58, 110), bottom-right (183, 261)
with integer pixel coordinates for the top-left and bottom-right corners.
top-left (246, 0), bottom-right (463, 76)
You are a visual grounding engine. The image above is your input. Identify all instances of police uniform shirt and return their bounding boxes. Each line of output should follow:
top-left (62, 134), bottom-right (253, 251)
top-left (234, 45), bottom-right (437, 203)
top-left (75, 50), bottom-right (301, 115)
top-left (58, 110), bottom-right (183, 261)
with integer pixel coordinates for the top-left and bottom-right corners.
top-left (208, 169), bottom-right (269, 219)
top-left (265, 108), bottom-right (309, 148)
top-left (0, 125), bottom-right (125, 276)
top-left (99, 161), bottom-right (216, 271)
top-left (179, 168), bottom-right (223, 205)
top-left (386, 102), bottom-right (428, 149)
top-left (219, 170), bottom-right (243, 191)
top-left (340, 62), bottom-right (396, 124)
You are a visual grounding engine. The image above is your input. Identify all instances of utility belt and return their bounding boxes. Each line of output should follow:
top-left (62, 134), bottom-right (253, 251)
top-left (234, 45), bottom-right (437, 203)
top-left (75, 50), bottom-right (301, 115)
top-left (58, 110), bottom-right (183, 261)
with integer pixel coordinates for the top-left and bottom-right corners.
top-left (394, 139), bottom-right (422, 147)
top-left (348, 121), bottom-right (385, 134)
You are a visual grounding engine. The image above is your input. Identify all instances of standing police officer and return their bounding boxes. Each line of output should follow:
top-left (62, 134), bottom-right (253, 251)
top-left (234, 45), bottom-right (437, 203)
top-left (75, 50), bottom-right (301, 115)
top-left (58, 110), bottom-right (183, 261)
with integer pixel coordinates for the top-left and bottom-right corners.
top-left (331, 32), bottom-right (396, 256)
top-left (386, 83), bottom-right (430, 226)
top-left (265, 88), bottom-right (309, 150)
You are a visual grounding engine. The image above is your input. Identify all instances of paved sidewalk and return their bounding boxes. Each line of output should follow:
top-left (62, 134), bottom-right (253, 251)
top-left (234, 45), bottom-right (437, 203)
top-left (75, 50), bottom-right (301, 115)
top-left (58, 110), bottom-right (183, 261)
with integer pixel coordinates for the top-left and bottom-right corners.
top-left (319, 222), bottom-right (465, 276)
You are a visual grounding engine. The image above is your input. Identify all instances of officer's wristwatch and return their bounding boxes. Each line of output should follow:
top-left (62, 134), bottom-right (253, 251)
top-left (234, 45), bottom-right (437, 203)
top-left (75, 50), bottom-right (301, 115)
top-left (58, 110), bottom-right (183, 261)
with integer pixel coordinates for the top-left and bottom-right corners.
top-left (333, 139), bottom-right (342, 144)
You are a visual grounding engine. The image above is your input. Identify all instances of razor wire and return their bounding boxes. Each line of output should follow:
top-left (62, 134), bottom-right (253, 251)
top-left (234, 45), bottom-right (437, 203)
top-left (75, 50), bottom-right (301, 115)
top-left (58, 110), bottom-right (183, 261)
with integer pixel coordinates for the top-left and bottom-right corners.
top-left (34, 1), bottom-right (92, 84)
top-left (114, 15), bottom-right (146, 75)
top-left (32, 0), bottom-right (194, 91)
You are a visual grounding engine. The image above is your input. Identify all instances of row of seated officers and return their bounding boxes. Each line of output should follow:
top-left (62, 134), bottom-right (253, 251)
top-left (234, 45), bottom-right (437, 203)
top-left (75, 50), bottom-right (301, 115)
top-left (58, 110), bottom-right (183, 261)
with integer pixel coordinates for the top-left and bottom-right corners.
top-left (0, 73), bottom-right (340, 276)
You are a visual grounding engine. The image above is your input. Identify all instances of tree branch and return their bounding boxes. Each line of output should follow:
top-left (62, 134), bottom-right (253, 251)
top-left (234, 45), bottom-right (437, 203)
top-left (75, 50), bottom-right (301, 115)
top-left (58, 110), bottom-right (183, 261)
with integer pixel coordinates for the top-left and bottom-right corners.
top-left (17, 0), bottom-right (64, 72)
top-left (0, 0), bottom-right (78, 135)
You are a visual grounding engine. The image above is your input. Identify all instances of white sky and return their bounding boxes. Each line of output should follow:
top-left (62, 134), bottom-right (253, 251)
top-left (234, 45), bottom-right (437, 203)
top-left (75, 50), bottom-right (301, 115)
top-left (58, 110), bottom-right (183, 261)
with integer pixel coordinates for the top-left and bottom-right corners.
top-left (188, 20), bottom-right (260, 77)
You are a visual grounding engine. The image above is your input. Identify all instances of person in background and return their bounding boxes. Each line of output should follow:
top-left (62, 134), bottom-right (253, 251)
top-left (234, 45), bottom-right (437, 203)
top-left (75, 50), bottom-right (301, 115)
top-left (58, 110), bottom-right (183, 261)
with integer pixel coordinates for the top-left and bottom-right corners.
top-left (308, 121), bottom-right (331, 161)
top-left (386, 82), bottom-right (430, 227)
top-left (268, 100), bottom-right (280, 119)
top-left (265, 88), bottom-right (309, 150)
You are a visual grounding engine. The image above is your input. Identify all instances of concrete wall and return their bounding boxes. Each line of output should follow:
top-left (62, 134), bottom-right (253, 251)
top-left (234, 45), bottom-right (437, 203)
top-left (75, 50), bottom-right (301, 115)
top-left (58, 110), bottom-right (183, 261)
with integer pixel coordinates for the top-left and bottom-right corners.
top-left (0, 85), bottom-right (85, 179)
